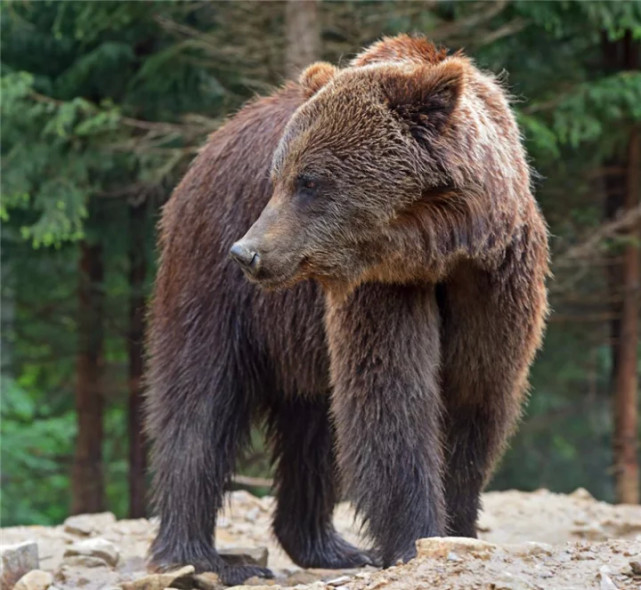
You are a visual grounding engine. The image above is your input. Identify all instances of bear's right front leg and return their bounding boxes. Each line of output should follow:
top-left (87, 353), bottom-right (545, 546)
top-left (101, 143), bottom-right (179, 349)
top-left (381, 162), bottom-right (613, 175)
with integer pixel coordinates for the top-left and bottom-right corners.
top-left (325, 283), bottom-right (445, 567)
top-left (145, 305), bottom-right (273, 585)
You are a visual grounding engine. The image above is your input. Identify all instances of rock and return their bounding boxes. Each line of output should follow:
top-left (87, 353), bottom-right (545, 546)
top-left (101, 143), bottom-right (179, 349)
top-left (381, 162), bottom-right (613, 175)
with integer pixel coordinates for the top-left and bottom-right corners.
top-left (64, 538), bottom-right (119, 567)
top-left (416, 537), bottom-right (497, 560)
top-left (1, 540), bottom-right (39, 588)
top-left (219, 547), bottom-right (268, 567)
top-left (285, 571), bottom-right (322, 585)
top-left (326, 575), bottom-right (351, 586)
top-left (598, 566), bottom-right (618, 590)
top-left (505, 542), bottom-right (554, 557)
top-left (14, 569), bottom-right (54, 590)
top-left (630, 560), bottom-right (641, 575)
top-left (241, 577), bottom-right (277, 586)
top-left (63, 512), bottom-right (116, 536)
top-left (226, 586), bottom-right (279, 590)
top-left (570, 488), bottom-right (595, 501)
top-left (120, 566), bottom-right (195, 590)
top-left (244, 508), bottom-right (260, 523)
top-left (193, 571), bottom-right (222, 590)
top-left (61, 555), bottom-right (110, 568)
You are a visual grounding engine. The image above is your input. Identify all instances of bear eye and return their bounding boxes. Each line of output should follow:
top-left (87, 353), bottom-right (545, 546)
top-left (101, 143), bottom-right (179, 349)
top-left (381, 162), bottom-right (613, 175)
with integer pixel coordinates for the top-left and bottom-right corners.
top-left (296, 174), bottom-right (320, 195)
top-left (302, 178), bottom-right (316, 190)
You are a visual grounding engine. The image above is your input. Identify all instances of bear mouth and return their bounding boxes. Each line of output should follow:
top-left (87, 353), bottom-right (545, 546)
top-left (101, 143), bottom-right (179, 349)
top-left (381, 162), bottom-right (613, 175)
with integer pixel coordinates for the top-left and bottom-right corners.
top-left (240, 256), bottom-right (309, 290)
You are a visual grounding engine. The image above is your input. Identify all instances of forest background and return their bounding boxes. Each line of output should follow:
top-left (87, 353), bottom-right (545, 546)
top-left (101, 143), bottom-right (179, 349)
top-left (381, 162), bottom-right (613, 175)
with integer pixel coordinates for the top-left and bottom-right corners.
top-left (1, 0), bottom-right (640, 526)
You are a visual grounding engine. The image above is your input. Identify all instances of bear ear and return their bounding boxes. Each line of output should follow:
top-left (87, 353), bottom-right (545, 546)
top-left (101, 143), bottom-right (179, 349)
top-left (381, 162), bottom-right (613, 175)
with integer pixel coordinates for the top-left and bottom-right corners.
top-left (381, 61), bottom-right (464, 141)
top-left (299, 62), bottom-right (337, 99)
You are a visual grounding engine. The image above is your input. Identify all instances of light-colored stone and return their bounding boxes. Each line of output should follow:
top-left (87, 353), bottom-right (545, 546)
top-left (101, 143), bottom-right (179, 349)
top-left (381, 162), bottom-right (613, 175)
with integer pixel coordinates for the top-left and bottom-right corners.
top-left (598, 566), bottom-right (618, 590)
top-left (416, 537), bottom-right (497, 560)
top-left (505, 542), bottom-right (554, 557)
top-left (285, 571), bottom-right (322, 585)
top-left (1, 540), bottom-right (39, 588)
top-left (240, 576), bottom-right (276, 586)
top-left (326, 575), bottom-right (351, 586)
top-left (63, 512), bottom-right (116, 536)
top-left (14, 569), bottom-right (54, 590)
top-left (64, 537), bottom-right (119, 567)
top-left (120, 566), bottom-right (195, 590)
top-left (61, 555), bottom-right (110, 568)
top-left (193, 571), bottom-right (222, 590)
top-left (226, 586), bottom-right (279, 590)
top-left (570, 487), bottom-right (594, 501)
top-left (219, 547), bottom-right (268, 567)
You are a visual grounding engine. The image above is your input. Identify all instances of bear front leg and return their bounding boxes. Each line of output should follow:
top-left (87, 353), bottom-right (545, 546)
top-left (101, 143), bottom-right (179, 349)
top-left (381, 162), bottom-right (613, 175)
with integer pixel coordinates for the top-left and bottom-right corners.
top-left (145, 327), bottom-right (273, 585)
top-left (325, 283), bottom-right (446, 567)
top-left (267, 395), bottom-right (376, 568)
top-left (438, 244), bottom-right (548, 537)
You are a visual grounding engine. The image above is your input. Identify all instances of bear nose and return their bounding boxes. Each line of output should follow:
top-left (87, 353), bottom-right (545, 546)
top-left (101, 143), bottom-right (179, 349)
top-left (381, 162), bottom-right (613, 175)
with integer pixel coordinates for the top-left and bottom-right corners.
top-left (230, 242), bottom-right (261, 274)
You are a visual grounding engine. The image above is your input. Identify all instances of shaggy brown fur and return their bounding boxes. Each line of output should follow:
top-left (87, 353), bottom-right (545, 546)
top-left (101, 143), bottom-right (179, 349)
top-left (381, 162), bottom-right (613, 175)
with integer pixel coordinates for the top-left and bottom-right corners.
top-left (145, 35), bottom-right (549, 585)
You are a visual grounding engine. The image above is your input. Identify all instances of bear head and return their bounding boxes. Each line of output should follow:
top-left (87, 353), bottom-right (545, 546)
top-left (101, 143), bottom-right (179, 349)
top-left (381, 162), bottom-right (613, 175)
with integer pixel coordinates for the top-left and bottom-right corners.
top-left (231, 44), bottom-right (465, 291)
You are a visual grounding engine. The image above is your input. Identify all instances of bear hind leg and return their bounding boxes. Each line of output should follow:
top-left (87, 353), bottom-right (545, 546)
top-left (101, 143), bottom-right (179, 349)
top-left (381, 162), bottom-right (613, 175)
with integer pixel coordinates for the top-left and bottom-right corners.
top-left (267, 395), bottom-right (376, 569)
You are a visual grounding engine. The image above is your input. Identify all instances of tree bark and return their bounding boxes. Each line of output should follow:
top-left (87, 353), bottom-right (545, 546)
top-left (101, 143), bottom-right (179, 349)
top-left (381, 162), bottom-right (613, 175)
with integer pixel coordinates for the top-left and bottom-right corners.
top-left (603, 29), bottom-right (640, 505)
top-left (128, 201), bottom-right (148, 517)
top-left (71, 240), bottom-right (105, 514)
top-left (612, 128), bottom-right (640, 504)
top-left (285, 0), bottom-right (320, 78)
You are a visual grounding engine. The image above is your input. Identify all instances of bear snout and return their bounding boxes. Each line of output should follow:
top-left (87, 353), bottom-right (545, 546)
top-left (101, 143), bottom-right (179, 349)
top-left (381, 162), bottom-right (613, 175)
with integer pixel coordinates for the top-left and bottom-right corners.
top-left (230, 241), bottom-right (262, 275)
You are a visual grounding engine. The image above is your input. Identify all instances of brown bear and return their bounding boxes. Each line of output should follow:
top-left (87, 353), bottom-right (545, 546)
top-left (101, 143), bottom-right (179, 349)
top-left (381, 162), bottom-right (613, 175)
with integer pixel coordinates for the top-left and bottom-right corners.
top-left (145, 35), bottom-right (549, 586)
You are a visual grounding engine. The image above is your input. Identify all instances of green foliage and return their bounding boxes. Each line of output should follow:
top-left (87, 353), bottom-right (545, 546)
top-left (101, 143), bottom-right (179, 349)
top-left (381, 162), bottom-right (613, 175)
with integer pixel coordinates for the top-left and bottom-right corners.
top-left (0, 1), bottom-right (231, 248)
top-left (1, 71), bottom-right (124, 246)
top-left (552, 72), bottom-right (641, 149)
top-left (1, 376), bottom-right (75, 525)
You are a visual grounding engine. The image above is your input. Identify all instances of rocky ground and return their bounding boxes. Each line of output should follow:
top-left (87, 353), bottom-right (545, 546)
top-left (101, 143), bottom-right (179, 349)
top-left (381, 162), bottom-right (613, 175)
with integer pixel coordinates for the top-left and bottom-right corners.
top-left (2, 488), bottom-right (640, 590)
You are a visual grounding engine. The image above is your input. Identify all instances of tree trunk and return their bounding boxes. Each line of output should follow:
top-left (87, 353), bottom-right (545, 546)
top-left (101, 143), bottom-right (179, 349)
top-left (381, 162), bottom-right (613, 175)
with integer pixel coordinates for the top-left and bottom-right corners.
top-left (71, 240), bottom-right (105, 514)
top-left (128, 201), bottom-right (148, 517)
top-left (603, 30), bottom-right (640, 505)
top-left (612, 128), bottom-right (640, 504)
top-left (285, 0), bottom-right (320, 78)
